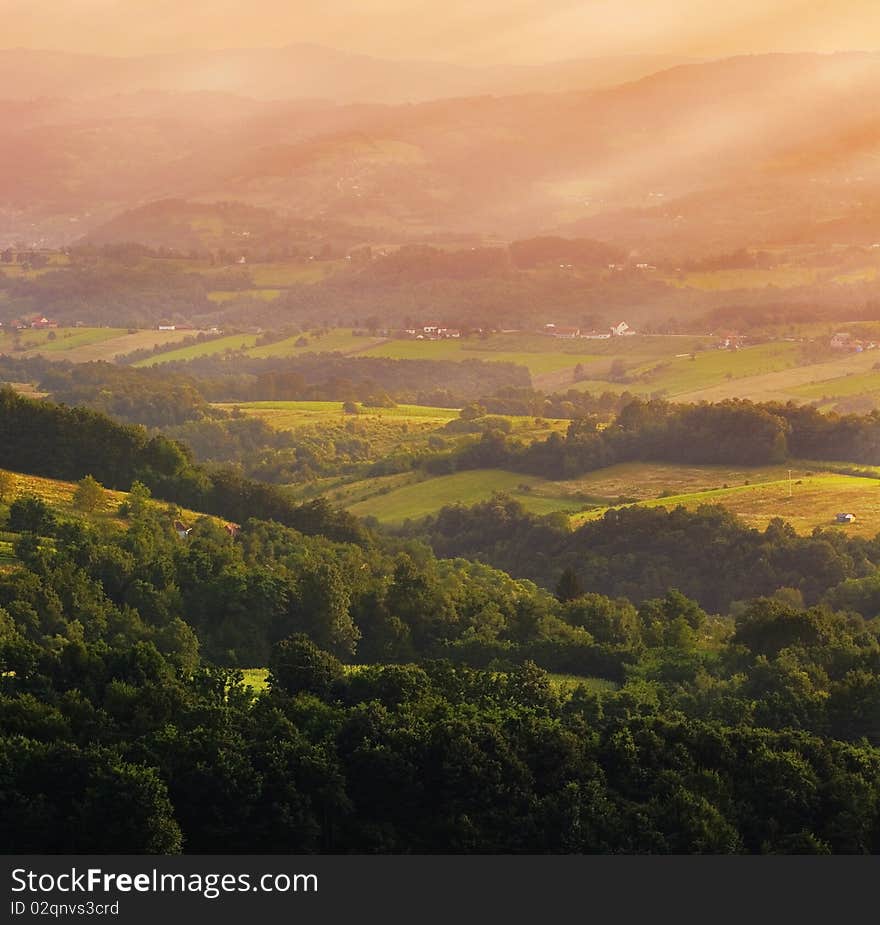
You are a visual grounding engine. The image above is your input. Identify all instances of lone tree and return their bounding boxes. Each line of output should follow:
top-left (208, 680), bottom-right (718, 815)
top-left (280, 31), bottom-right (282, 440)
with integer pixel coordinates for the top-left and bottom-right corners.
top-left (609, 357), bottom-right (628, 382)
top-left (268, 633), bottom-right (344, 698)
top-left (8, 495), bottom-right (56, 535)
top-left (119, 480), bottom-right (151, 518)
top-left (73, 475), bottom-right (106, 514)
top-left (555, 566), bottom-right (585, 603)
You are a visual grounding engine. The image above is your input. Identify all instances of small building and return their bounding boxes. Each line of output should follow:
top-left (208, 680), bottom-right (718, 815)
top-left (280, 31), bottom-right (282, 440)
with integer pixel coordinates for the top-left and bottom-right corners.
top-left (224, 523), bottom-right (240, 539)
top-left (719, 333), bottom-right (743, 350)
top-left (552, 326), bottom-right (580, 339)
top-left (173, 520), bottom-right (192, 539)
top-left (158, 324), bottom-right (176, 331)
top-left (830, 332), bottom-right (852, 349)
top-left (610, 321), bottom-right (634, 337)
top-left (835, 513), bottom-right (856, 524)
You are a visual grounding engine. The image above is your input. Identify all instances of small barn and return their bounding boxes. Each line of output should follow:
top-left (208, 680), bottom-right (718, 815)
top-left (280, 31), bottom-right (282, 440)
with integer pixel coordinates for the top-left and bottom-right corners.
top-left (835, 513), bottom-right (856, 524)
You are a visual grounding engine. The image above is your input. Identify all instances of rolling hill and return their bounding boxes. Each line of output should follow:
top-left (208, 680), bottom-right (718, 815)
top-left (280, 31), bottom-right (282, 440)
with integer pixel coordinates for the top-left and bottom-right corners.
top-left (5, 52), bottom-right (880, 255)
top-left (0, 45), bottom-right (694, 104)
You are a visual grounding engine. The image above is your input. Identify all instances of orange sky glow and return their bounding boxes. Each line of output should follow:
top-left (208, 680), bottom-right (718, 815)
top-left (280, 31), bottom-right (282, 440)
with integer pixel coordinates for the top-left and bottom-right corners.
top-left (2, 0), bottom-right (880, 63)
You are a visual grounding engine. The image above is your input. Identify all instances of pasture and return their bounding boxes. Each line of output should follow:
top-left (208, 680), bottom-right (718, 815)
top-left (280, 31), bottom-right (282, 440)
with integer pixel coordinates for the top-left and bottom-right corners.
top-left (207, 288), bottom-right (282, 303)
top-left (665, 266), bottom-right (821, 290)
top-left (571, 466), bottom-right (880, 537)
top-left (345, 468), bottom-right (585, 523)
top-left (1, 327), bottom-right (197, 363)
top-left (0, 467), bottom-right (224, 554)
top-left (216, 399), bottom-right (461, 427)
top-left (134, 334), bottom-right (261, 366)
top-left (669, 348), bottom-right (880, 405)
top-left (246, 330), bottom-right (384, 358)
top-left (217, 400), bottom-right (569, 477)
top-left (329, 458), bottom-right (880, 537)
top-left (11, 319), bottom-right (880, 415)
top-left (246, 261), bottom-right (341, 287)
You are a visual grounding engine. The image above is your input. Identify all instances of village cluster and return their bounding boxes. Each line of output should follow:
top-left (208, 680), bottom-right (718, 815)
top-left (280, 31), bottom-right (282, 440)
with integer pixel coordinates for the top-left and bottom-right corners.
top-left (395, 321), bottom-right (637, 341)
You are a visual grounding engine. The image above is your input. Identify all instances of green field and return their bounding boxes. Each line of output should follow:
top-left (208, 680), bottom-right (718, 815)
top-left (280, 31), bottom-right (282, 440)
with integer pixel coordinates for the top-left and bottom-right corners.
top-left (339, 461), bottom-right (793, 526)
top-left (216, 399), bottom-right (468, 463)
top-left (139, 329), bottom-right (387, 364)
top-left (666, 267), bottom-right (822, 290)
top-left (331, 458), bottom-right (880, 536)
top-left (207, 288), bottom-right (282, 303)
top-left (216, 399), bottom-right (461, 426)
top-left (3, 327), bottom-right (196, 363)
top-left (346, 468), bottom-right (586, 523)
top-left (134, 334), bottom-right (260, 366)
top-left (570, 466), bottom-right (880, 536)
top-left (246, 261), bottom-right (341, 287)
top-left (0, 467), bottom-right (225, 555)
top-left (621, 341), bottom-right (804, 397)
top-left (0, 327), bottom-right (128, 354)
top-left (787, 369), bottom-right (880, 404)
top-left (364, 338), bottom-right (601, 376)
top-left (217, 400), bottom-right (568, 478)
top-left (665, 348), bottom-right (880, 405)
top-left (32, 327), bottom-right (128, 352)
top-left (12, 319), bottom-right (880, 414)
top-left (246, 330), bottom-right (383, 358)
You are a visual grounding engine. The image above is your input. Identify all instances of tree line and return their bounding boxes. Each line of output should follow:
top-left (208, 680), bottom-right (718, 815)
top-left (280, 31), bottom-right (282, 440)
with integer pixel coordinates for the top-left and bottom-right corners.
top-left (427, 398), bottom-right (880, 478)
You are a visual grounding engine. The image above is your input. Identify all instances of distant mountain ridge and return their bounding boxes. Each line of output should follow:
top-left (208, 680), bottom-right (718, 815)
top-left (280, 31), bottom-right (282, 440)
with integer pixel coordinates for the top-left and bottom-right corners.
top-left (4, 51), bottom-right (880, 255)
top-left (0, 44), bottom-right (696, 104)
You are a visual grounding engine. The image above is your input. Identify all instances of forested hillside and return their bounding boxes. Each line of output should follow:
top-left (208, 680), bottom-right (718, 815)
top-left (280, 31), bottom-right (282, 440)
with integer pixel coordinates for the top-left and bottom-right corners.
top-left (2, 392), bottom-right (880, 852)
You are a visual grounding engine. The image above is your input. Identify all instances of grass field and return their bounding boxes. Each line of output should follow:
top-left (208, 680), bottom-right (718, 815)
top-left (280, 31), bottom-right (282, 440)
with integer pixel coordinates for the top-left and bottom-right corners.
top-left (4, 327), bottom-right (196, 363)
top-left (787, 369), bottom-right (880, 405)
top-left (669, 348), bottom-right (880, 405)
top-left (328, 458), bottom-right (880, 537)
top-left (0, 467), bottom-right (224, 561)
top-left (215, 399), bottom-right (468, 463)
top-left (215, 399), bottom-right (461, 426)
top-left (11, 319), bottom-right (880, 414)
top-left (570, 466), bottom-right (880, 536)
top-left (134, 334), bottom-right (260, 366)
top-left (216, 401), bottom-right (568, 479)
top-left (360, 336), bottom-right (602, 375)
top-left (32, 328), bottom-right (129, 353)
top-left (665, 267), bottom-right (822, 290)
top-left (246, 330), bottom-right (384, 358)
top-left (246, 262), bottom-right (341, 287)
top-left (0, 327), bottom-right (128, 354)
top-left (139, 330), bottom-right (387, 364)
top-left (207, 289), bottom-right (282, 303)
top-left (346, 468), bottom-right (585, 523)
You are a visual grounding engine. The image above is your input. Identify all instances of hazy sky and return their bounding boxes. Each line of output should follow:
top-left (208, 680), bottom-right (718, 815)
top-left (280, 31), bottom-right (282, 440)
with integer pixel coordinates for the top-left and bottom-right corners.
top-left (2, 0), bottom-right (879, 63)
